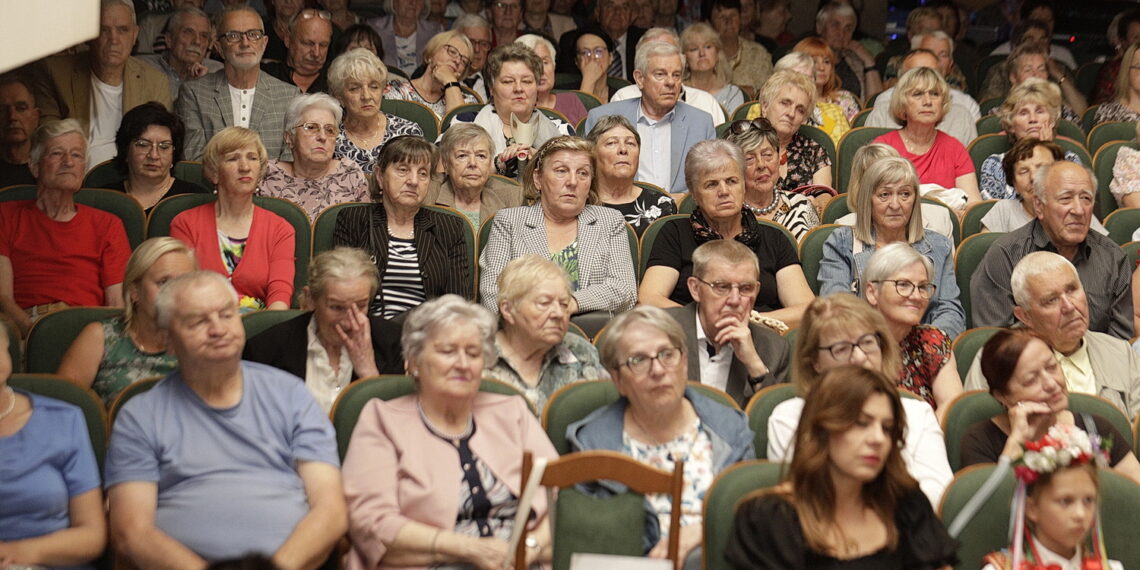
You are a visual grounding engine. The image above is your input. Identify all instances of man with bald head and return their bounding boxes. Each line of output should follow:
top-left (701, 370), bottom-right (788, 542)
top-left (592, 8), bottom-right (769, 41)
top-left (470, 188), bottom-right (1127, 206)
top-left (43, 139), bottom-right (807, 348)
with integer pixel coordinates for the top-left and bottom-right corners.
top-left (262, 8), bottom-right (334, 93)
top-left (971, 161), bottom-right (1133, 339)
top-left (865, 47), bottom-right (979, 146)
top-left (964, 251), bottom-right (1140, 419)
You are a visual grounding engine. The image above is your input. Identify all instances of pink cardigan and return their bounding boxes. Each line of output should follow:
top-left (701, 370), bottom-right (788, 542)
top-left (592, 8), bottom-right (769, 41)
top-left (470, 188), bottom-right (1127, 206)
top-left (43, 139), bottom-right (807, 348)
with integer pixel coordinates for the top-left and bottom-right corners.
top-left (170, 202), bottom-right (296, 307)
top-left (342, 393), bottom-right (558, 570)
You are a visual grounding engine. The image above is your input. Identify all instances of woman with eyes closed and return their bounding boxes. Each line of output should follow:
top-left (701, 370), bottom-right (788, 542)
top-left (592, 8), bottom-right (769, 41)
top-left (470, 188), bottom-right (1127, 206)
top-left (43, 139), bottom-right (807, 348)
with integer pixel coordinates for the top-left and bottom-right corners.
top-left (329, 48), bottom-right (424, 176)
top-left (384, 30), bottom-right (480, 120)
top-left (874, 67), bottom-right (981, 210)
top-left (484, 255), bottom-right (608, 413)
top-left (960, 328), bottom-right (1140, 485)
top-left (863, 243), bottom-right (963, 418)
top-left (639, 138), bottom-right (814, 329)
top-left (258, 93), bottom-right (370, 222)
top-left (480, 136), bottom-right (637, 318)
top-left (333, 136), bottom-right (472, 320)
top-left (767, 293), bottom-right (953, 508)
top-left (818, 156), bottom-right (965, 340)
top-left (107, 102), bottom-right (206, 214)
top-left (585, 115), bottom-right (676, 235)
top-left (445, 44), bottom-right (574, 178)
top-left (170, 127), bottom-right (296, 312)
top-left (735, 365), bottom-right (958, 569)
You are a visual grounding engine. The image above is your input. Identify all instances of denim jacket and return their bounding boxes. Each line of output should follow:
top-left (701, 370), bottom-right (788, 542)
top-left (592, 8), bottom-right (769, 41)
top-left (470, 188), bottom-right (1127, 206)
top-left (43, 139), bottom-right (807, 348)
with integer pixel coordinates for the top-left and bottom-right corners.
top-left (565, 387), bottom-right (755, 552)
top-left (817, 226), bottom-right (966, 340)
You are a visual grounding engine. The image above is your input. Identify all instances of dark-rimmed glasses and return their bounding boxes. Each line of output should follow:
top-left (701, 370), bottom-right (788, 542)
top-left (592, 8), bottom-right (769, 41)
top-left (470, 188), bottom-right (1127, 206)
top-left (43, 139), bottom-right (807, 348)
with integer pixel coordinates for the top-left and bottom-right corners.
top-left (817, 333), bottom-right (882, 360)
top-left (621, 347), bottom-right (683, 375)
top-left (218, 29), bottom-right (265, 43)
top-left (872, 279), bottom-right (936, 298)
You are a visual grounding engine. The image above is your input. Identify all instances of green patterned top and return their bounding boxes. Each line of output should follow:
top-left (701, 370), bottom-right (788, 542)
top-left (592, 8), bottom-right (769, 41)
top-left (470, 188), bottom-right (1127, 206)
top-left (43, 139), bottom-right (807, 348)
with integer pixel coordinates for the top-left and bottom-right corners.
top-left (92, 317), bottom-right (179, 406)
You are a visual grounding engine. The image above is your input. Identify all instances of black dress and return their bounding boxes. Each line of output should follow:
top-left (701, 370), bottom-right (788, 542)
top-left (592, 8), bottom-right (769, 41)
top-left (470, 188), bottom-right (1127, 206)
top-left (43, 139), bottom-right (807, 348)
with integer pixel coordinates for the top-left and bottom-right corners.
top-left (725, 489), bottom-right (958, 570)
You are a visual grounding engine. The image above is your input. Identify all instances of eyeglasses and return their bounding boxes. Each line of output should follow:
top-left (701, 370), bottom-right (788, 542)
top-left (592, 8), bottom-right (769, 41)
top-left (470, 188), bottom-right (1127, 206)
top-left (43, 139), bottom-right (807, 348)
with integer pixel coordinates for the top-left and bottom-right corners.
top-left (132, 139), bottom-right (175, 152)
top-left (297, 9), bottom-right (332, 21)
top-left (467, 38), bottom-right (492, 51)
top-left (577, 47), bottom-right (609, 59)
top-left (729, 118), bottom-right (777, 136)
top-left (294, 122), bottom-right (339, 136)
top-left (494, 1), bottom-right (521, 10)
top-left (621, 347), bottom-right (683, 375)
top-left (441, 44), bottom-right (471, 68)
top-left (817, 333), bottom-right (882, 360)
top-left (873, 279), bottom-right (937, 298)
top-left (695, 277), bottom-right (760, 297)
top-left (218, 29), bottom-right (265, 43)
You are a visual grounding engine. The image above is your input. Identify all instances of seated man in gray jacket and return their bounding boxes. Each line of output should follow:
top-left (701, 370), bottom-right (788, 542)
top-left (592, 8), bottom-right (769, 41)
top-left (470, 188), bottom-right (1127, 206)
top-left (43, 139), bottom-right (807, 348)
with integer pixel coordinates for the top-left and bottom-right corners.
top-left (963, 251), bottom-right (1140, 419)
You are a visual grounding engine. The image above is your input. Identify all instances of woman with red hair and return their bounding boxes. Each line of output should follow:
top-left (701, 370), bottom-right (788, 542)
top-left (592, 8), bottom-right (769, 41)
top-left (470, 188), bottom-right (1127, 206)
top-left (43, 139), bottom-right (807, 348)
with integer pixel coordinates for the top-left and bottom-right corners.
top-left (793, 37), bottom-right (861, 120)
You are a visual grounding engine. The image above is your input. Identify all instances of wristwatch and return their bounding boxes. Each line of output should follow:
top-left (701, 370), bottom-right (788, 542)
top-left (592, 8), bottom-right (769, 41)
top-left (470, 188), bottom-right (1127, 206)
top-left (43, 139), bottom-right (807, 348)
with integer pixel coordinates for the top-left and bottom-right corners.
top-left (443, 81), bottom-right (462, 91)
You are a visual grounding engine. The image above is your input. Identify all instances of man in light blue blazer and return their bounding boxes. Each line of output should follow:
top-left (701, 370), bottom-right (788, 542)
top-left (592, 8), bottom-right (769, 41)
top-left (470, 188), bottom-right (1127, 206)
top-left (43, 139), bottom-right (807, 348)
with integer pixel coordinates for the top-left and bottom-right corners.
top-left (583, 41), bottom-right (716, 196)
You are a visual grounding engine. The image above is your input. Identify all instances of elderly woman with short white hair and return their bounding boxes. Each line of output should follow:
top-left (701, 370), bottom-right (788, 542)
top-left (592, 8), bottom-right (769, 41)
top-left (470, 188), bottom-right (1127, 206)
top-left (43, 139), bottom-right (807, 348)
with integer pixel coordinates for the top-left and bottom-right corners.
top-left (424, 123), bottom-right (525, 229)
top-left (258, 93), bottom-right (370, 221)
top-left (328, 48), bottom-right (424, 175)
top-left (485, 255), bottom-right (609, 413)
top-left (756, 69), bottom-right (833, 196)
top-left (515, 34), bottom-right (589, 125)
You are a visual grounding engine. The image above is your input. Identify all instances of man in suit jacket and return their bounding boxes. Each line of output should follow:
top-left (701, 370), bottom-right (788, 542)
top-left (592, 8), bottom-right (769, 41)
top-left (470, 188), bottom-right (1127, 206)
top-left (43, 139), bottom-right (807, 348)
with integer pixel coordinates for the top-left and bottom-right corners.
top-left (593, 0), bottom-right (644, 82)
top-left (32, 0), bottom-right (172, 169)
top-left (665, 240), bottom-right (789, 407)
top-left (175, 5), bottom-right (299, 161)
top-left (584, 41), bottom-right (715, 195)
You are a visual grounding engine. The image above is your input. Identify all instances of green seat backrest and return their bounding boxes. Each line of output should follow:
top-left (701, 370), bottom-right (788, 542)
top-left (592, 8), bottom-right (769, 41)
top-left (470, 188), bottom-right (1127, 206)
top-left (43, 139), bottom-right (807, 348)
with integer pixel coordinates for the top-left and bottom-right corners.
top-left (954, 232), bottom-right (1004, 330)
top-left (9, 373), bottom-right (108, 471)
top-left (821, 193), bottom-right (850, 224)
top-left (797, 124), bottom-right (837, 174)
top-left (638, 214), bottom-right (688, 280)
top-left (542, 380), bottom-right (620, 455)
top-left (439, 103), bottom-right (484, 134)
top-left (850, 107), bottom-right (872, 127)
top-left (937, 464), bottom-right (1015, 570)
top-left (82, 160), bottom-right (123, 188)
top-left (922, 196), bottom-right (961, 245)
top-left (715, 122), bottom-right (730, 138)
top-left (311, 201), bottom-right (367, 255)
top-left (1076, 61), bottom-right (1103, 97)
top-left (4, 319), bottom-right (19, 372)
top-left (1093, 141), bottom-right (1137, 220)
top-left (1056, 136), bottom-right (1092, 169)
top-left (975, 114), bottom-right (1001, 136)
top-left (950, 326), bottom-right (1000, 381)
top-left (978, 95), bottom-right (1004, 115)
top-left (744, 383), bottom-right (797, 459)
top-left (1055, 120), bottom-right (1085, 143)
top-left (1082, 104), bottom-right (1102, 133)
top-left (836, 127), bottom-right (892, 193)
top-left (702, 460), bottom-right (785, 570)
top-left (731, 101), bottom-right (757, 121)
top-left (242, 309), bottom-right (307, 340)
top-left (967, 133), bottom-right (1012, 177)
top-left (552, 487), bottom-right (646, 569)
top-left (798, 224), bottom-right (840, 295)
top-left (381, 99), bottom-right (440, 141)
top-left (0, 186), bottom-right (147, 249)
top-left (942, 391), bottom-right (1004, 472)
top-left (108, 376), bottom-right (160, 427)
top-left (961, 200), bottom-right (997, 238)
top-left (1087, 121), bottom-right (1135, 156)
top-left (1070, 393), bottom-right (1133, 450)
top-left (171, 161), bottom-right (209, 189)
top-left (25, 307), bottom-right (122, 374)
top-left (1103, 207), bottom-right (1140, 245)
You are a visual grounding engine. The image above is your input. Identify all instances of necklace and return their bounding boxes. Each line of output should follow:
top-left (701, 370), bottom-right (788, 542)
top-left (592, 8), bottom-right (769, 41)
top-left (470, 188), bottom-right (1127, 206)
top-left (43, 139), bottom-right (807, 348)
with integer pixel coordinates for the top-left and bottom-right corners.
top-left (0, 386), bottom-right (16, 421)
top-left (744, 192), bottom-right (780, 216)
top-left (417, 399), bottom-right (474, 442)
top-left (347, 115), bottom-right (385, 148)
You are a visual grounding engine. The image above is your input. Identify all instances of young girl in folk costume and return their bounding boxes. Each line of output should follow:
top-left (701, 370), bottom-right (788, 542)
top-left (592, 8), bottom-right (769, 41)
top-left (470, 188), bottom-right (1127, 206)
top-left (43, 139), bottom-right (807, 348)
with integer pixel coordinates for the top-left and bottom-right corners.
top-left (982, 423), bottom-right (1122, 570)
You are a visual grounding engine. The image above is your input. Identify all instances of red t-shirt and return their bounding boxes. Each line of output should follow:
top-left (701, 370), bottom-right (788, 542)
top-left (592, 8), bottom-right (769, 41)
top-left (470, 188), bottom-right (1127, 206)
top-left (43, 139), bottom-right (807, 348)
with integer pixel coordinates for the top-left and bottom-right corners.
top-left (0, 200), bottom-right (131, 307)
top-left (875, 130), bottom-right (975, 189)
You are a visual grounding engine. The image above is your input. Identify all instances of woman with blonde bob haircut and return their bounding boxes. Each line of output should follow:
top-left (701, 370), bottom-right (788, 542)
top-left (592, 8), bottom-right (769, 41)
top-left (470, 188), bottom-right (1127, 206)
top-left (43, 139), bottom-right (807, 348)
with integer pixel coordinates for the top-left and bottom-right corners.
top-left (730, 365), bottom-right (958, 567)
top-left (681, 22), bottom-right (746, 114)
top-left (480, 136), bottom-right (636, 321)
top-left (767, 293), bottom-right (953, 506)
top-left (328, 48), bottom-right (424, 175)
top-left (58, 237), bottom-right (196, 405)
top-left (819, 156), bottom-right (966, 340)
top-left (876, 67), bottom-right (980, 208)
top-left (172, 127), bottom-right (296, 312)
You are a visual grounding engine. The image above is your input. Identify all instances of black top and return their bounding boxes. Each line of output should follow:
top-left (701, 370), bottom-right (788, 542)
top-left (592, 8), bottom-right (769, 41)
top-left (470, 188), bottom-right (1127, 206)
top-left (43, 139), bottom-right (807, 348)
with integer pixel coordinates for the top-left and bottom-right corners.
top-left (645, 214), bottom-right (800, 312)
top-left (261, 60), bottom-right (330, 94)
top-left (960, 413), bottom-right (1130, 468)
top-left (0, 160), bottom-right (34, 188)
top-left (726, 489), bottom-right (959, 570)
top-left (107, 178), bottom-right (208, 214)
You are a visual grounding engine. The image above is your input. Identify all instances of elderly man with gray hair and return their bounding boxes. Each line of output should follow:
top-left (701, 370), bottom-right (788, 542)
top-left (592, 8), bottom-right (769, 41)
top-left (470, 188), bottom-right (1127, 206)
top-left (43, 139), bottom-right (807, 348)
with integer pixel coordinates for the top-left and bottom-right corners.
top-left (964, 251), bottom-right (1140, 418)
top-left (584, 39), bottom-right (715, 196)
top-left (970, 160), bottom-right (1133, 339)
top-left (138, 6), bottom-right (224, 102)
top-left (608, 27), bottom-right (727, 124)
top-left (106, 270), bottom-right (347, 568)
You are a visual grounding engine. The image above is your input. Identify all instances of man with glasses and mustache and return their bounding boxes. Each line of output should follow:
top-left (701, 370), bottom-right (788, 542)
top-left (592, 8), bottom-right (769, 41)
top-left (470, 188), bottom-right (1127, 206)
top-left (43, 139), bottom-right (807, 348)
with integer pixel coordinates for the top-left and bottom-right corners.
top-left (0, 74), bottom-right (40, 187)
top-left (262, 9), bottom-right (335, 93)
top-left (176, 4), bottom-right (300, 160)
top-left (139, 6), bottom-right (224, 103)
top-left (665, 240), bottom-right (789, 407)
top-left (32, 0), bottom-right (172, 170)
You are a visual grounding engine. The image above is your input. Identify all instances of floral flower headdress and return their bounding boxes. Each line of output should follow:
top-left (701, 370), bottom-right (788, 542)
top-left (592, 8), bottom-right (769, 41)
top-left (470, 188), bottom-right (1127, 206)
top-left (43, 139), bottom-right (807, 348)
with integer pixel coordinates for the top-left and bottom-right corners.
top-left (1007, 423), bottom-right (1111, 570)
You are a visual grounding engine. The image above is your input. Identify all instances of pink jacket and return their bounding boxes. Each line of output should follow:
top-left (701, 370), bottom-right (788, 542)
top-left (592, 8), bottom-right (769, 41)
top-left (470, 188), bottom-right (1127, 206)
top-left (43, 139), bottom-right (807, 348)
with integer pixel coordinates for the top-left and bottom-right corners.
top-left (342, 393), bottom-right (557, 569)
